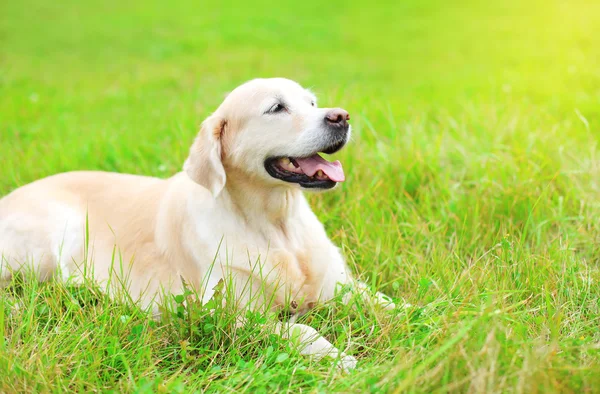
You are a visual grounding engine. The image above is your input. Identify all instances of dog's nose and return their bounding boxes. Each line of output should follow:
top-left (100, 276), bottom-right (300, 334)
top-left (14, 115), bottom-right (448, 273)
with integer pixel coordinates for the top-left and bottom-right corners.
top-left (325, 108), bottom-right (350, 128)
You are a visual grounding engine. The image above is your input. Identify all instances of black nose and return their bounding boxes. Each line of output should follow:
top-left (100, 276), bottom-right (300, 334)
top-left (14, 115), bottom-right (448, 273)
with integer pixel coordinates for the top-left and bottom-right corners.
top-left (325, 108), bottom-right (350, 129)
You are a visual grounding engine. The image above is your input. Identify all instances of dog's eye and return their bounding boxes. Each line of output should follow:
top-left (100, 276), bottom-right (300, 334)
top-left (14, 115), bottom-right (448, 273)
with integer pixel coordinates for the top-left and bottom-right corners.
top-left (268, 103), bottom-right (286, 114)
top-left (311, 101), bottom-right (315, 107)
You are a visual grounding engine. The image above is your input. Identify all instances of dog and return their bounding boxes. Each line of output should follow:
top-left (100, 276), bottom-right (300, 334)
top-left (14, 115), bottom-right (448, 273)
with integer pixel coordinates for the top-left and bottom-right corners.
top-left (0, 78), bottom-right (393, 370)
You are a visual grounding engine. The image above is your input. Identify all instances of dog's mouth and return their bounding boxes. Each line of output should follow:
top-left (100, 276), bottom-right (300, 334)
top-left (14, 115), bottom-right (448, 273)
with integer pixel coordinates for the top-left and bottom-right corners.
top-left (264, 153), bottom-right (345, 189)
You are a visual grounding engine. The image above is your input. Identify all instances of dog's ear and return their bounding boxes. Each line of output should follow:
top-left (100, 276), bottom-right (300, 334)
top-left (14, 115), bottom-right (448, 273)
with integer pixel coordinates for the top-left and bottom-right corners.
top-left (184, 115), bottom-right (227, 197)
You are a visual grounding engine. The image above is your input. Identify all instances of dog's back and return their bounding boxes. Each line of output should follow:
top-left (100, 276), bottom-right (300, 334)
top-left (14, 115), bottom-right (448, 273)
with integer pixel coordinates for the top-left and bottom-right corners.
top-left (0, 171), bottom-right (168, 285)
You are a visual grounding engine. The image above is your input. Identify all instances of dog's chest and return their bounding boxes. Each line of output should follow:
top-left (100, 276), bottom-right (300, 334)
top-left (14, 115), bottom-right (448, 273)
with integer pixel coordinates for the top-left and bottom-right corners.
top-left (270, 229), bottom-right (349, 311)
top-left (194, 200), bottom-right (350, 311)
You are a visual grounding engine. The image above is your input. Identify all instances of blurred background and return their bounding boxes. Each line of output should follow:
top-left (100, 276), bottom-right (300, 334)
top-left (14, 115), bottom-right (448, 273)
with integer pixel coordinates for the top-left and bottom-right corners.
top-left (2, 0), bottom-right (598, 179)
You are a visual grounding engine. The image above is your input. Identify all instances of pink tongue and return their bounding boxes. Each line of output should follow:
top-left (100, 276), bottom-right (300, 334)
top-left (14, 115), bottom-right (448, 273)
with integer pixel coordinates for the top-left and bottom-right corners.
top-left (295, 154), bottom-right (345, 182)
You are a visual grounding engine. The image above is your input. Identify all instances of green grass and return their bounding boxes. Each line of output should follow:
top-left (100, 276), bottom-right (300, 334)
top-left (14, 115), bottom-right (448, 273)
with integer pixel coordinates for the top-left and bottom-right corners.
top-left (2, 0), bottom-right (600, 392)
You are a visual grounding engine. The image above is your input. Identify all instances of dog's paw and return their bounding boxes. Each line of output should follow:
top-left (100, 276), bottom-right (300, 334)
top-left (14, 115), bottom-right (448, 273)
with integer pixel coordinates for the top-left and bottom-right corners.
top-left (286, 323), bottom-right (357, 372)
top-left (337, 353), bottom-right (358, 373)
top-left (374, 291), bottom-right (396, 310)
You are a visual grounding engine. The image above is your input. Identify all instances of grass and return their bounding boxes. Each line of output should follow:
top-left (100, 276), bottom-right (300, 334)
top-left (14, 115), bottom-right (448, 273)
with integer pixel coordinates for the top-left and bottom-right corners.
top-left (1, 0), bottom-right (600, 391)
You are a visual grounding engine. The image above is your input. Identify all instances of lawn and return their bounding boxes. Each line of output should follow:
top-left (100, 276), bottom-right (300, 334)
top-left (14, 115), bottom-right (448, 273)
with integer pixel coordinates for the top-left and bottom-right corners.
top-left (1, 0), bottom-right (600, 392)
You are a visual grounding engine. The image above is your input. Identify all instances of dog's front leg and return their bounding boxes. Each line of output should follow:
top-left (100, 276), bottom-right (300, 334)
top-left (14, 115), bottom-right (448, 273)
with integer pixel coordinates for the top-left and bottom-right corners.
top-left (274, 322), bottom-right (357, 372)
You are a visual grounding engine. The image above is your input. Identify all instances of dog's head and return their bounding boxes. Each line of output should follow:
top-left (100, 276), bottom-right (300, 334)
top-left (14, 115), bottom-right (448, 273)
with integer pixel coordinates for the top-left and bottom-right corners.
top-left (184, 78), bottom-right (351, 196)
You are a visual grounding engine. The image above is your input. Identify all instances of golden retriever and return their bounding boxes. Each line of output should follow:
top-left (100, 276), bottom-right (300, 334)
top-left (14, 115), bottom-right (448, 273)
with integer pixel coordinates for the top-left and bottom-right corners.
top-left (0, 78), bottom-right (393, 370)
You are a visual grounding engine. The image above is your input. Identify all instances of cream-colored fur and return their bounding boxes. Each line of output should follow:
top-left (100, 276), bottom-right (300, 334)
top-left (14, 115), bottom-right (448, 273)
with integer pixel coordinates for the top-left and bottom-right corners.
top-left (0, 78), bottom-right (393, 371)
